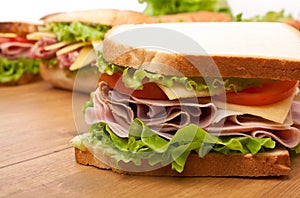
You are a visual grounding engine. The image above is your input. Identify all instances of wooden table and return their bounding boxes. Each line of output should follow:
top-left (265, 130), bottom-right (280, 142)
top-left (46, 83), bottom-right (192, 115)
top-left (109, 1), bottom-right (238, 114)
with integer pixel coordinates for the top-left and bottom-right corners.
top-left (1, 81), bottom-right (300, 198)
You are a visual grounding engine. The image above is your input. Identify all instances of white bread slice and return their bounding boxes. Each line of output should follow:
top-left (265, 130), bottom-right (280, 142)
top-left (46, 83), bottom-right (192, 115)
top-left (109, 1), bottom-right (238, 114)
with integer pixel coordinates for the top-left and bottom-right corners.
top-left (74, 147), bottom-right (291, 177)
top-left (102, 22), bottom-right (300, 80)
top-left (40, 9), bottom-right (150, 26)
top-left (149, 11), bottom-right (232, 23)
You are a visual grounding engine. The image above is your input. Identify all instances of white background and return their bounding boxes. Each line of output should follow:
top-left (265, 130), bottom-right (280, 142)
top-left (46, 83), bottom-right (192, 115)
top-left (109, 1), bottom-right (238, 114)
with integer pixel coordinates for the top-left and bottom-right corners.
top-left (0, 0), bottom-right (299, 22)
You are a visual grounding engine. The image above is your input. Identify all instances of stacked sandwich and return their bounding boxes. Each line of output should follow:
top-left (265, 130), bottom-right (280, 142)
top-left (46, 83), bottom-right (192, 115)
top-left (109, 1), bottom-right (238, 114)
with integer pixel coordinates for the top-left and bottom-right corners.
top-left (0, 22), bottom-right (40, 85)
top-left (27, 9), bottom-right (150, 92)
top-left (72, 22), bottom-right (300, 177)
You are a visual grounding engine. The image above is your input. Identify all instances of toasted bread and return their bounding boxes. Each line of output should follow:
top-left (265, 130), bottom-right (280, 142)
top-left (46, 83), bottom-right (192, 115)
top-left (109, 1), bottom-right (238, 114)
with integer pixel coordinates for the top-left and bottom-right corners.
top-left (40, 9), bottom-right (150, 26)
top-left (0, 22), bottom-right (38, 37)
top-left (74, 147), bottom-right (291, 177)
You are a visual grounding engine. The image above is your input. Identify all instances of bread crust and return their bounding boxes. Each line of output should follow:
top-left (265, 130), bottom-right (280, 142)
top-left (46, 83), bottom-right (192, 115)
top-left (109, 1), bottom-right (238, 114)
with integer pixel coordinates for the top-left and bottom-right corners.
top-left (102, 23), bottom-right (300, 80)
top-left (284, 19), bottom-right (300, 31)
top-left (0, 22), bottom-right (38, 37)
top-left (39, 63), bottom-right (98, 93)
top-left (39, 62), bottom-right (74, 90)
top-left (103, 40), bottom-right (300, 80)
top-left (74, 147), bottom-right (291, 177)
top-left (149, 11), bottom-right (232, 23)
top-left (40, 9), bottom-right (150, 26)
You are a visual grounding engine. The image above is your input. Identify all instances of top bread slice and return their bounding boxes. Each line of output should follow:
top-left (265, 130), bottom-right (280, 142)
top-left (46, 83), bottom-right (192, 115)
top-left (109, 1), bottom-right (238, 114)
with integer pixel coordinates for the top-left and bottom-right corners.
top-left (102, 22), bottom-right (300, 80)
top-left (0, 22), bottom-right (38, 37)
top-left (40, 9), bottom-right (150, 26)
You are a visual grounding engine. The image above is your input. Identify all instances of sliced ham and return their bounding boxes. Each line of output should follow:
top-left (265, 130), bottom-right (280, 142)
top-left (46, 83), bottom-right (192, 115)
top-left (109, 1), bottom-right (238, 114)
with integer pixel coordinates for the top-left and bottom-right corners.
top-left (0, 42), bottom-right (33, 59)
top-left (29, 37), bottom-right (58, 59)
top-left (85, 83), bottom-right (129, 137)
top-left (57, 50), bottom-right (79, 68)
top-left (85, 82), bottom-right (300, 148)
top-left (292, 101), bottom-right (300, 127)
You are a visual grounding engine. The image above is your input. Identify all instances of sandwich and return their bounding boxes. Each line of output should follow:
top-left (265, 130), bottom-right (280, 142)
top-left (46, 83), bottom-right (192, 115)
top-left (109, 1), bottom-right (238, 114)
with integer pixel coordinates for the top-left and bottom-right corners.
top-left (71, 22), bottom-right (300, 177)
top-left (28, 9), bottom-right (150, 92)
top-left (0, 22), bottom-right (40, 86)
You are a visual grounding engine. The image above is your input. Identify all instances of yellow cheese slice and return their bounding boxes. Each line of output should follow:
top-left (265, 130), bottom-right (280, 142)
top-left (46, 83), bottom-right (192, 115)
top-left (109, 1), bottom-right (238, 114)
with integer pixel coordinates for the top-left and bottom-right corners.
top-left (56, 42), bottom-right (90, 56)
top-left (26, 32), bottom-right (56, 40)
top-left (158, 83), bottom-right (224, 100)
top-left (69, 46), bottom-right (96, 71)
top-left (0, 33), bottom-right (17, 38)
top-left (44, 41), bottom-right (72, 51)
top-left (158, 82), bottom-right (294, 123)
top-left (214, 94), bottom-right (294, 124)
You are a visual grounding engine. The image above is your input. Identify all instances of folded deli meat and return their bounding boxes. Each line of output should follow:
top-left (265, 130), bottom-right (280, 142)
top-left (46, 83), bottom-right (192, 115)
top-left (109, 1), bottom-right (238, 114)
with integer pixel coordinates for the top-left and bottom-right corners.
top-left (85, 81), bottom-right (300, 149)
top-left (1, 42), bottom-right (34, 59)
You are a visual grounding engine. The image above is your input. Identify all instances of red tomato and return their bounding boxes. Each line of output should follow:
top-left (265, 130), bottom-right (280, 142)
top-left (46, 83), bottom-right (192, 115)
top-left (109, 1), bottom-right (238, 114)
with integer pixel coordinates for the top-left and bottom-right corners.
top-left (99, 72), bottom-right (168, 100)
top-left (0, 36), bottom-right (34, 44)
top-left (215, 80), bottom-right (298, 106)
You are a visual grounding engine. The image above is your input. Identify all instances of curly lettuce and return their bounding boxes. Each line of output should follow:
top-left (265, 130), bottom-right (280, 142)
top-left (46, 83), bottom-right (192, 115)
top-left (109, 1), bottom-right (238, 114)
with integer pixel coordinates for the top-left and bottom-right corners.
top-left (138, 0), bottom-right (232, 17)
top-left (0, 57), bottom-right (40, 83)
top-left (96, 52), bottom-right (265, 93)
top-left (71, 119), bottom-right (276, 173)
top-left (41, 21), bottom-right (111, 42)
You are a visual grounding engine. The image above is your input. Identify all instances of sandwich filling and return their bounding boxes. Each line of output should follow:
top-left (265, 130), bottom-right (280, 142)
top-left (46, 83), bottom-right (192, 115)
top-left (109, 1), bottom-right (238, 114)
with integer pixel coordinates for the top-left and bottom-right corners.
top-left (72, 54), bottom-right (300, 173)
top-left (0, 33), bottom-right (39, 83)
top-left (28, 22), bottom-right (110, 75)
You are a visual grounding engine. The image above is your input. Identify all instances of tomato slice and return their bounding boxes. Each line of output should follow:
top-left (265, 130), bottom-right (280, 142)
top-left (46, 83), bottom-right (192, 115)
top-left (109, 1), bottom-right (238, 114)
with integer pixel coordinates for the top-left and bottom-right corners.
top-left (0, 36), bottom-right (34, 44)
top-left (215, 80), bottom-right (298, 106)
top-left (99, 72), bottom-right (168, 100)
top-left (100, 72), bottom-right (298, 104)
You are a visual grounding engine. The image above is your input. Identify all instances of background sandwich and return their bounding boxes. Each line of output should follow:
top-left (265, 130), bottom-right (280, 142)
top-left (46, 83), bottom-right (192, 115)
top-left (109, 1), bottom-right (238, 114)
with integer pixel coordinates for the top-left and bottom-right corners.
top-left (138, 0), bottom-right (232, 17)
top-left (0, 22), bottom-right (40, 86)
top-left (28, 9), bottom-right (150, 92)
top-left (72, 22), bottom-right (300, 177)
top-left (149, 11), bottom-right (232, 23)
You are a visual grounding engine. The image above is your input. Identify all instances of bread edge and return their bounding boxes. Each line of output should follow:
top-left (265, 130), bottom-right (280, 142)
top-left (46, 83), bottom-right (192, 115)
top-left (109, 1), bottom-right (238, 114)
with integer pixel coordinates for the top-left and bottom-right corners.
top-left (39, 62), bottom-right (98, 93)
top-left (40, 9), bottom-right (150, 26)
top-left (0, 22), bottom-right (38, 37)
top-left (74, 147), bottom-right (291, 177)
top-left (102, 38), bottom-right (300, 80)
top-left (39, 62), bottom-right (74, 91)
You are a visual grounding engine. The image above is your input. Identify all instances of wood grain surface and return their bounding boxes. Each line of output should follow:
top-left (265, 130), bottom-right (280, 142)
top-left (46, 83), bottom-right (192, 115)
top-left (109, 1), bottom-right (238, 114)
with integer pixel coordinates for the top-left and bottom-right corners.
top-left (1, 81), bottom-right (300, 198)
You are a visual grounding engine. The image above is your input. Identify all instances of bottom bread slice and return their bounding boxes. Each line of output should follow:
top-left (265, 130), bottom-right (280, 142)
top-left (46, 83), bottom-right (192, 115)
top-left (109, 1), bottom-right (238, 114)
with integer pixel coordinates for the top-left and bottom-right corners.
top-left (74, 147), bottom-right (291, 177)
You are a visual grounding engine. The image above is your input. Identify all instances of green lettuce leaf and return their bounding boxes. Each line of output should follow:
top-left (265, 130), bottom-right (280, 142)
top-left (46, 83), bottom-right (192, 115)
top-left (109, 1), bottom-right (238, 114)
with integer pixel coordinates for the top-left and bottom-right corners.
top-left (234, 10), bottom-right (293, 22)
top-left (0, 57), bottom-right (40, 83)
top-left (96, 53), bottom-right (265, 93)
top-left (41, 22), bottom-right (110, 42)
top-left (138, 0), bottom-right (232, 17)
top-left (71, 119), bottom-right (276, 173)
